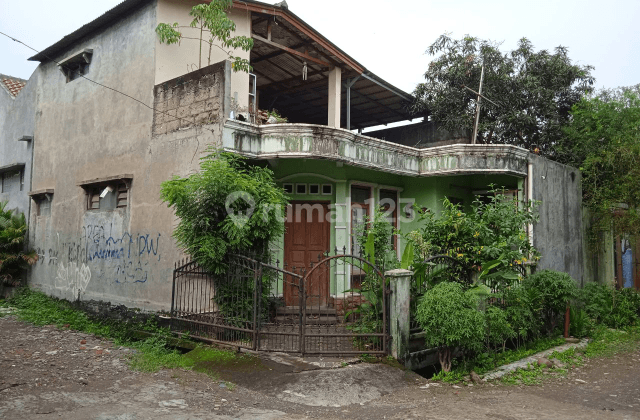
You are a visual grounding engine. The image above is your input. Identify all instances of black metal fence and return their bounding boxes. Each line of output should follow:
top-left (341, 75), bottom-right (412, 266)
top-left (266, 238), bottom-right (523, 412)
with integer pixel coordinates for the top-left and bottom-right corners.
top-left (171, 251), bottom-right (389, 356)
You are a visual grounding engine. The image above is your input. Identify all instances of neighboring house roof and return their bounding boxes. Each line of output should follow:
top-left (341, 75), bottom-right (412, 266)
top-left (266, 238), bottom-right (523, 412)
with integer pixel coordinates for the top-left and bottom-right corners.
top-left (0, 74), bottom-right (27, 98)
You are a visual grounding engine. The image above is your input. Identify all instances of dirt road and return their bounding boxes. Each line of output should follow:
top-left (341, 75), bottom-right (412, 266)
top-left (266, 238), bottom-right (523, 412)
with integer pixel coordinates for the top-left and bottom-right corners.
top-left (1, 316), bottom-right (639, 419)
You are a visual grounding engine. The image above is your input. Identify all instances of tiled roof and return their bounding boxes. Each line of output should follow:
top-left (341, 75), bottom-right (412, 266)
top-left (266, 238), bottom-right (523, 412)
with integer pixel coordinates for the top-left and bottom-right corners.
top-left (0, 74), bottom-right (27, 98)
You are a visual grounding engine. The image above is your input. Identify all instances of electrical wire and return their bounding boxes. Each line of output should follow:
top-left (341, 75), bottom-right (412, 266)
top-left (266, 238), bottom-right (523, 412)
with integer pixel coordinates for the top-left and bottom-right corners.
top-left (0, 30), bottom-right (217, 137)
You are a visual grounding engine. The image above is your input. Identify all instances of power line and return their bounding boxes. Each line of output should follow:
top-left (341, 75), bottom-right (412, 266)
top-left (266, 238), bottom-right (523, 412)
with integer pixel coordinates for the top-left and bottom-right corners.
top-left (0, 30), bottom-right (217, 137)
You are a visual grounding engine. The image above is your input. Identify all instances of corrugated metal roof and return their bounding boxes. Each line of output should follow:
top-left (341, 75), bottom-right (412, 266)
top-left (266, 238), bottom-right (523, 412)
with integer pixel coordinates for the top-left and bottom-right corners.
top-left (0, 74), bottom-right (27, 98)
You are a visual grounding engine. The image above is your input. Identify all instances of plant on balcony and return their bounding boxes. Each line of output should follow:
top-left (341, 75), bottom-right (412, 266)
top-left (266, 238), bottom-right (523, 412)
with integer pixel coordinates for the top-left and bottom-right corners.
top-left (156, 0), bottom-right (253, 72)
top-left (0, 202), bottom-right (38, 287)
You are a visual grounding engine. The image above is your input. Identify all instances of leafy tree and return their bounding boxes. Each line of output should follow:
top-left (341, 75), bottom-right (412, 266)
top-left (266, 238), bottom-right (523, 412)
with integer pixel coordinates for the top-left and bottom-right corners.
top-left (160, 150), bottom-right (288, 274)
top-left (415, 281), bottom-right (485, 372)
top-left (411, 34), bottom-right (594, 156)
top-left (0, 202), bottom-right (38, 286)
top-left (156, 0), bottom-right (253, 72)
top-left (559, 89), bottom-right (640, 241)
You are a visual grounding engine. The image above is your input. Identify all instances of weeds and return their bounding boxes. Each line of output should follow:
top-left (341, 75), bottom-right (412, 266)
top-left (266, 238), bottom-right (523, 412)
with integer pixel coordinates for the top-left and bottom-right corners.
top-left (2, 287), bottom-right (243, 375)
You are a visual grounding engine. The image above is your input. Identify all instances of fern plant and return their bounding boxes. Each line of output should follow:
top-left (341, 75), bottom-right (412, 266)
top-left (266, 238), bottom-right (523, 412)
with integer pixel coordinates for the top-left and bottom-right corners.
top-left (0, 201), bottom-right (38, 286)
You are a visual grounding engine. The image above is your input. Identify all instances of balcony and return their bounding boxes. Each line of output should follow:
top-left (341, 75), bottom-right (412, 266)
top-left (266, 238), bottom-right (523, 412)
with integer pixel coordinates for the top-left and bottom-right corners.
top-left (223, 120), bottom-right (530, 177)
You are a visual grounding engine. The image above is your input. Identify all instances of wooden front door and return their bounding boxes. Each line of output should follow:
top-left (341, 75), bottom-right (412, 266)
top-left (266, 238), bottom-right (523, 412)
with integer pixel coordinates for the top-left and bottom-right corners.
top-left (284, 202), bottom-right (330, 306)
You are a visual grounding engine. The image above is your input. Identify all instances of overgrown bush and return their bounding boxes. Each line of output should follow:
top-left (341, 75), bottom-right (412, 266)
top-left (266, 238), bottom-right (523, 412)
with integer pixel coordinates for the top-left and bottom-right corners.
top-left (416, 282), bottom-right (485, 372)
top-left (522, 270), bottom-right (578, 335)
top-left (578, 282), bottom-right (640, 328)
top-left (0, 202), bottom-right (38, 286)
top-left (406, 189), bottom-right (539, 290)
top-left (160, 150), bottom-right (288, 275)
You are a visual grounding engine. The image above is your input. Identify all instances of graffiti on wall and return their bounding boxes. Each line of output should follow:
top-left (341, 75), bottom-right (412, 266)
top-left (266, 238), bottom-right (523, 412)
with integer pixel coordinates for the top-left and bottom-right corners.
top-left (36, 223), bottom-right (162, 294)
top-left (55, 262), bottom-right (91, 299)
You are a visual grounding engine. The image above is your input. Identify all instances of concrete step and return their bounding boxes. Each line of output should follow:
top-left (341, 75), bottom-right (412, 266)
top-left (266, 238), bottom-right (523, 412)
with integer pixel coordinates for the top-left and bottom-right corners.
top-left (276, 306), bottom-right (337, 316)
top-left (274, 315), bottom-right (339, 325)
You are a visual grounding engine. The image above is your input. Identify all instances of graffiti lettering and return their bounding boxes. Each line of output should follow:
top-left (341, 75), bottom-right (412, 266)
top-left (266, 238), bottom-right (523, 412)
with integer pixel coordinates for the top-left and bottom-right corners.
top-left (55, 262), bottom-right (91, 299)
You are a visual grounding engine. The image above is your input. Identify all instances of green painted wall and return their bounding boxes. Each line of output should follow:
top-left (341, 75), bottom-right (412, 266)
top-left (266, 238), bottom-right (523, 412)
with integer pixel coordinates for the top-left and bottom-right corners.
top-left (264, 158), bottom-right (523, 299)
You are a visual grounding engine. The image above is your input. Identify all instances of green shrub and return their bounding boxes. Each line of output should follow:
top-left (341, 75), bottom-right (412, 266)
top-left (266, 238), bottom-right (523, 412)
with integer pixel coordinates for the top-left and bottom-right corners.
top-left (160, 151), bottom-right (288, 275)
top-left (501, 285), bottom-right (542, 345)
top-left (0, 202), bottom-right (38, 286)
top-left (578, 282), bottom-right (640, 328)
top-left (485, 305), bottom-right (516, 351)
top-left (523, 270), bottom-right (578, 335)
top-left (416, 282), bottom-right (485, 372)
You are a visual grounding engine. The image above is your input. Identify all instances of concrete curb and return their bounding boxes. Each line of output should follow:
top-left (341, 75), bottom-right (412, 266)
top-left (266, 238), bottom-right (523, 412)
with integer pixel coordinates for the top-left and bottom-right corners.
top-left (482, 338), bottom-right (589, 381)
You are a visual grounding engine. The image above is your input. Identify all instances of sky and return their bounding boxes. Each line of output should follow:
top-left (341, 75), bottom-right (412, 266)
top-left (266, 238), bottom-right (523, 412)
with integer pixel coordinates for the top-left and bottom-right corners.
top-left (1, 0), bottom-right (639, 96)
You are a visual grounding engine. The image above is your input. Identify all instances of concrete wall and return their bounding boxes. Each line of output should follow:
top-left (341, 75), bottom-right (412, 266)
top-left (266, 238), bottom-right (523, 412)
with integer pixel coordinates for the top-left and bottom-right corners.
top-left (0, 72), bottom-right (37, 216)
top-left (365, 120), bottom-right (470, 149)
top-left (530, 154), bottom-right (584, 284)
top-left (156, 0), bottom-right (251, 110)
top-left (27, 2), bottom-right (228, 311)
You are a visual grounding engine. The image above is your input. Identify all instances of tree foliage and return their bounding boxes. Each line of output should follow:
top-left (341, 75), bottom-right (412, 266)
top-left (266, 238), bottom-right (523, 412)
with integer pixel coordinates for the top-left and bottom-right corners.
top-left (407, 189), bottom-right (539, 288)
top-left (160, 151), bottom-right (288, 275)
top-left (411, 34), bottom-right (594, 156)
top-left (0, 202), bottom-right (38, 286)
top-left (559, 88), bottom-right (640, 240)
top-left (156, 0), bottom-right (253, 72)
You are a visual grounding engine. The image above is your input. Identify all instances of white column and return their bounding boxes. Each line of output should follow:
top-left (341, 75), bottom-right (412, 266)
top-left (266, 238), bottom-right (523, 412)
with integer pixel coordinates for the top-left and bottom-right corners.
top-left (328, 67), bottom-right (342, 127)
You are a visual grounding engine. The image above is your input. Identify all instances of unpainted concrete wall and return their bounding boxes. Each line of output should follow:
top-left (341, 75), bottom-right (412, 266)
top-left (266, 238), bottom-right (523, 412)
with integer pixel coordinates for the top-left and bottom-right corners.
top-left (28, 0), bottom-right (230, 311)
top-left (0, 72), bottom-right (37, 216)
top-left (155, 0), bottom-right (250, 110)
top-left (530, 155), bottom-right (584, 284)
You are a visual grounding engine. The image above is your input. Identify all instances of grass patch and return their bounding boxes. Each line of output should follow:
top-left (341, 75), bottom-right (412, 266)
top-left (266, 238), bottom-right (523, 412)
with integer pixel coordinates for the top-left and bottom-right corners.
top-left (430, 335), bottom-right (566, 383)
top-left (497, 325), bottom-right (640, 386)
top-left (1, 287), bottom-right (244, 374)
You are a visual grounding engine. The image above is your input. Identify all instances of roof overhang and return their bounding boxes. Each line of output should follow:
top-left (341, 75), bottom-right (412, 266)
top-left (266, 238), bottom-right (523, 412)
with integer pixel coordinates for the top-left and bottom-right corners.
top-left (233, 0), bottom-right (414, 129)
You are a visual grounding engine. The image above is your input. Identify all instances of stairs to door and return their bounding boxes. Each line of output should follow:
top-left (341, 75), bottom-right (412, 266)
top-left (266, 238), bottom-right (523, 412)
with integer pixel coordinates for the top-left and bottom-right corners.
top-left (274, 306), bottom-right (339, 325)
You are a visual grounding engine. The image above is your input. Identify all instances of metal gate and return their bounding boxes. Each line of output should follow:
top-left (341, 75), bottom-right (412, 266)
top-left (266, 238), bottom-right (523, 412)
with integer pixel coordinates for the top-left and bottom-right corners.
top-left (170, 251), bottom-right (389, 356)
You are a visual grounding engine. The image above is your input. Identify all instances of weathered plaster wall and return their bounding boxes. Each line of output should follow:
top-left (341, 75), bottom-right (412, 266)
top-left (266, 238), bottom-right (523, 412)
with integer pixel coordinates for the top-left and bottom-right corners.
top-left (530, 155), bottom-right (584, 284)
top-left (28, 3), bottom-right (228, 311)
top-left (366, 120), bottom-right (470, 149)
top-left (224, 121), bottom-right (530, 178)
top-left (155, 0), bottom-right (250, 110)
top-left (0, 72), bottom-right (37, 216)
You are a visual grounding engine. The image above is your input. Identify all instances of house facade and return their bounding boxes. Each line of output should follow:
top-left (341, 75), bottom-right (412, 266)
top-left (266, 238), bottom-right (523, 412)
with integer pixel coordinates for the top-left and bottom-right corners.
top-left (0, 0), bottom-right (586, 311)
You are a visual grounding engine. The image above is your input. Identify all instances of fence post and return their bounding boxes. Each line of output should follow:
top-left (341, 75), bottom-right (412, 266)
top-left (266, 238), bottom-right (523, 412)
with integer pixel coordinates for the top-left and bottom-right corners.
top-left (385, 268), bottom-right (413, 361)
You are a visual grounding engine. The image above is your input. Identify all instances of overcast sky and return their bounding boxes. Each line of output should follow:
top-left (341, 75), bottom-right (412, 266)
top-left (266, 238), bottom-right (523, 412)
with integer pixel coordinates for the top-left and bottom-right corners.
top-left (1, 0), bottom-right (639, 95)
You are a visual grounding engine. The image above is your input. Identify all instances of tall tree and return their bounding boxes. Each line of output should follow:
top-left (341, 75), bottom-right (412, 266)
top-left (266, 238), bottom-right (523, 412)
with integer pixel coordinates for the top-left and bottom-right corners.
top-left (411, 35), bottom-right (594, 156)
top-left (559, 88), bottom-right (640, 241)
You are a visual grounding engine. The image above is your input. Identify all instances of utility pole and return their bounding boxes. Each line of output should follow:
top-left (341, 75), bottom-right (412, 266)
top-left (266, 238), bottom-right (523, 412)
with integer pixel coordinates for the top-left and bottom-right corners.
top-left (471, 64), bottom-right (484, 145)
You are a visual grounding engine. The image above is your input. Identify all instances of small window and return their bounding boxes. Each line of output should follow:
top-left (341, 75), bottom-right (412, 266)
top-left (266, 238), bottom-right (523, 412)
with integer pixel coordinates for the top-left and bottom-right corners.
top-left (87, 182), bottom-right (129, 211)
top-left (309, 184), bottom-right (320, 195)
top-left (322, 184), bottom-right (333, 195)
top-left (1, 170), bottom-right (23, 193)
top-left (37, 198), bottom-right (51, 217)
top-left (58, 49), bottom-right (93, 83)
top-left (283, 183), bottom-right (293, 194)
top-left (295, 184), bottom-right (307, 195)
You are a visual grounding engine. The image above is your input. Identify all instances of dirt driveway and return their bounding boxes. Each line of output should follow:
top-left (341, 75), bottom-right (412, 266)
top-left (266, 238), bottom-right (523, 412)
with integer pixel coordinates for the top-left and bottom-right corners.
top-left (1, 316), bottom-right (639, 420)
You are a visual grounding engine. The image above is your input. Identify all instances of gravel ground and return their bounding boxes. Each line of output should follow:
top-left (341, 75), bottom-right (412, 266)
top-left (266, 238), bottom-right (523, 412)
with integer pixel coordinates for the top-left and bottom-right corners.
top-left (1, 315), bottom-right (640, 419)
